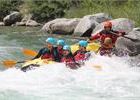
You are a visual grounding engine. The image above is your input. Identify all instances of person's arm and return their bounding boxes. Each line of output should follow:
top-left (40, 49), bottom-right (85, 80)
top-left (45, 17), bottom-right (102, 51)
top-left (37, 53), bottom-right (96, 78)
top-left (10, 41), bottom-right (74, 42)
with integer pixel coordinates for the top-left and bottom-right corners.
top-left (73, 51), bottom-right (78, 57)
top-left (90, 33), bottom-right (101, 40)
top-left (32, 48), bottom-right (44, 60)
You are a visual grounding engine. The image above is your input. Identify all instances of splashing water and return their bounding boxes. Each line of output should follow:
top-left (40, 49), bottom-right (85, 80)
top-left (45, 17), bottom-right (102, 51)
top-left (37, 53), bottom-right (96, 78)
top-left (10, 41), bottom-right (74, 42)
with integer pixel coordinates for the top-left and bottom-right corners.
top-left (0, 54), bottom-right (140, 100)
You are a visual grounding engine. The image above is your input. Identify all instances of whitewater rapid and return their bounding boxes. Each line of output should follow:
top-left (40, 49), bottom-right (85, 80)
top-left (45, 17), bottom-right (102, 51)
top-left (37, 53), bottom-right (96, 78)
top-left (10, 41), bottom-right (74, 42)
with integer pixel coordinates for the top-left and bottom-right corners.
top-left (0, 54), bottom-right (140, 100)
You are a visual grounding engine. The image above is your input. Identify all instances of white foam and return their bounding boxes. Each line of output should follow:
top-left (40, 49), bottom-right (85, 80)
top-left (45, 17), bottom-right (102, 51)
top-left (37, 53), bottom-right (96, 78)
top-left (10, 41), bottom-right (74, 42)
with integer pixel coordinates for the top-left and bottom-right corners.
top-left (0, 54), bottom-right (140, 99)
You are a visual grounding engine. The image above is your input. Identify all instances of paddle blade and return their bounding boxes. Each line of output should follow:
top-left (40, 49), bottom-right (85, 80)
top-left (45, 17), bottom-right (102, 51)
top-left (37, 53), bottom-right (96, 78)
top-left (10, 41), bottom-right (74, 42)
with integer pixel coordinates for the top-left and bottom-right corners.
top-left (22, 49), bottom-right (37, 57)
top-left (2, 60), bottom-right (17, 68)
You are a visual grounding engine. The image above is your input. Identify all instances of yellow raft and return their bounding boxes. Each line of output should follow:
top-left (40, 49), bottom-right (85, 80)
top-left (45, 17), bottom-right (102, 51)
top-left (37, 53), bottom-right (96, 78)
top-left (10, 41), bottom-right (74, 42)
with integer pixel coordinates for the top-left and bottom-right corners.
top-left (22, 42), bottom-right (100, 69)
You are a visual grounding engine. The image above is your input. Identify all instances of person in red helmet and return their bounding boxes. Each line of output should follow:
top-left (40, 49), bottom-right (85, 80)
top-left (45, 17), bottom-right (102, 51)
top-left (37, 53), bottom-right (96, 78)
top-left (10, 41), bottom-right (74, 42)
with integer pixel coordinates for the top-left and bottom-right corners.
top-left (89, 21), bottom-right (125, 45)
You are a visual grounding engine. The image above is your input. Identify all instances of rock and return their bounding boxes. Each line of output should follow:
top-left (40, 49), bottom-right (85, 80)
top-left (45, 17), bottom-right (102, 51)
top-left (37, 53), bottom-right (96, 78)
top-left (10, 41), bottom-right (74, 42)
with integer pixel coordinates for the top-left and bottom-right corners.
top-left (3, 11), bottom-right (22, 26)
top-left (73, 13), bottom-right (111, 37)
top-left (26, 20), bottom-right (40, 27)
top-left (127, 30), bottom-right (140, 40)
top-left (93, 18), bottom-right (135, 35)
top-left (0, 22), bottom-right (4, 26)
top-left (42, 18), bottom-right (80, 34)
top-left (133, 27), bottom-right (140, 31)
top-left (21, 14), bottom-right (32, 22)
top-left (16, 22), bottom-right (26, 26)
top-left (115, 36), bottom-right (140, 56)
top-left (91, 13), bottom-right (112, 23)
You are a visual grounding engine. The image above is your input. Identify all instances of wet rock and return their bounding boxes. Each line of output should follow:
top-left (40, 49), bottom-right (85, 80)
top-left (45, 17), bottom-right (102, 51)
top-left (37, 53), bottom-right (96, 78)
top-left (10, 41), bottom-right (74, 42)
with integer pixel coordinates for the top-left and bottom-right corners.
top-left (3, 11), bottom-right (22, 26)
top-left (16, 22), bottom-right (26, 26)
top-left (74, 13), bottom-right (111, 37)
top-left (26, 20), bottom-right (40, 27)
top-left (115, 35), bottom-right (140, 56)
top-left (42, 18), bottom-right (80, 34)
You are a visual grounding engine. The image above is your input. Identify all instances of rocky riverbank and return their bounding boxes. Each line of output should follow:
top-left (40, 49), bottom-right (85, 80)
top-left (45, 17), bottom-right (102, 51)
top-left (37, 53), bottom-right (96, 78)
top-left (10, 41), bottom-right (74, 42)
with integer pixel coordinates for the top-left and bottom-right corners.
top-left (1, 11), bottom-right (140, 56)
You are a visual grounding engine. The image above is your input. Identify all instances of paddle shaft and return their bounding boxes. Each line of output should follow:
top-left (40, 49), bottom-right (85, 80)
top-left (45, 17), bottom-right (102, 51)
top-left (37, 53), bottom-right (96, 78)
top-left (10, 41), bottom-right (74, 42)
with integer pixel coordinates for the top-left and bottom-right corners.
top-left (110, 31), bottom-right (138, 42)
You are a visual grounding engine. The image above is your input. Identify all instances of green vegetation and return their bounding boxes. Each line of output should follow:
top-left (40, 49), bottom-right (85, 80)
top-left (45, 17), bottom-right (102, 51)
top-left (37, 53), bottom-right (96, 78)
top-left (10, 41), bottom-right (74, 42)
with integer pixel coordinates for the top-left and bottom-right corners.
top-left (0, 0), bottom-right (140, 26)
top-left (0, 0), bottom-right (23, 21)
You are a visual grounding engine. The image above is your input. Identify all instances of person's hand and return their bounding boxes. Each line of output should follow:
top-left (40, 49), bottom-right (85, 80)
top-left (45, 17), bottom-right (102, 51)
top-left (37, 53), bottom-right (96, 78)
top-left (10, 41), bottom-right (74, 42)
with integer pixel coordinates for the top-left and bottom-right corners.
top-left (118, 32), bottom-right (125, 36)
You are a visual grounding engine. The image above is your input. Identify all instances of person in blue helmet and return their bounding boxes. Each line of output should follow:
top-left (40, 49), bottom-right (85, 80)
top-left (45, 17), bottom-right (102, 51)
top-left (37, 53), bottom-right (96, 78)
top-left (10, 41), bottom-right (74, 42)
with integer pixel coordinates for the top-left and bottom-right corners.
top-left (57, 39), bottom-right (65, 58)
top-left (33, 37), bottom-right (60, 62)
top-left (73, 40), bottom-right (90, 62)
top-left (61, 45), bottom-right (80, 69)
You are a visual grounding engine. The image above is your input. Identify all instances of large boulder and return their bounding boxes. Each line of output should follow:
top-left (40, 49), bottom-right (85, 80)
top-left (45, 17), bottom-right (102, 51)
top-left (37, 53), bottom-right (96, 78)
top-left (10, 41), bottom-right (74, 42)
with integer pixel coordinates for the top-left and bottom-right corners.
top-left (115, 30), bottom-right (140, 56)
top-left (42, 18), bottom-right (80, 34)
top-left (92, 18), bottom-right (135, 35)
top-left (74, 13), bottom-right (111, 37)
top-left (26, 20), bottom-right (40, 27)
top-left (3, 11), bottom-right (22, 26)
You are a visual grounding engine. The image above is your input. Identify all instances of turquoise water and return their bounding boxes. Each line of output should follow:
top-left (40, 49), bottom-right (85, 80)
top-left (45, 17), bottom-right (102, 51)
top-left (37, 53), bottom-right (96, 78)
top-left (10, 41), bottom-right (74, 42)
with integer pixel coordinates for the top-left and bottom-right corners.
top-left (0, 26), bottom-right (140, 100)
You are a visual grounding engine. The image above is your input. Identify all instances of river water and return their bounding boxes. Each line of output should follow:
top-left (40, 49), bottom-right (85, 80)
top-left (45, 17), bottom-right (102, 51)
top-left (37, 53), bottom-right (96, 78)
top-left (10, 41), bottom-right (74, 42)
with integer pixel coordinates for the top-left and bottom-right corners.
top-left (0, 26), bottom-right (140, 100)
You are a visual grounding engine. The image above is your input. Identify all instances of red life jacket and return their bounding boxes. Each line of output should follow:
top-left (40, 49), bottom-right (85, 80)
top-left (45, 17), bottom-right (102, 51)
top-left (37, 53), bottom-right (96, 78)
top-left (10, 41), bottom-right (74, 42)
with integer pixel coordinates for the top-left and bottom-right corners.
top-left (61, 54), bottom-right (79, 69)
top-left (41, 53), bottom-right (54, 60)
top-left (41, 49), bottom-right (55, 60)
top-left (91, 30), bottom-right (121, 44)
top-left (57, 48), bottom-right (63, 58)
top-left (61, 56), bottom-right (74, 63)
top-left (74, 50), bottom-right (87, 61)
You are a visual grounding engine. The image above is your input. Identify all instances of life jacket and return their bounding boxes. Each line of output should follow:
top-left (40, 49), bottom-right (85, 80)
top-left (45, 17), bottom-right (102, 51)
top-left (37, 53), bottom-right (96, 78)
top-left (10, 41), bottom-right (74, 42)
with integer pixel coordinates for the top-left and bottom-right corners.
top-left (61, 53), bottom-right (79, 69)
top-left (41, 47), bottom-right (60, 62)
top-left (91, 30), bottom-right (123, 44)
top-left (74, 50), bottom-right (87, 61)
top-left (57, 47), bottom-right (63, 58)
top-left (61, 53), bottom-right (75, 63)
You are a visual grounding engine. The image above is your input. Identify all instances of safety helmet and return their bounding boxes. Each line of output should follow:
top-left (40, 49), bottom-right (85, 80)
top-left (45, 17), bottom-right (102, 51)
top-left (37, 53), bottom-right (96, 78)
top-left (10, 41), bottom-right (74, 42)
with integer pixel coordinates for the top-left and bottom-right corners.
top-left (63, 45), bottom-right (71, 51)
top-left (79, 40), bottom-right (88, 47)
top-left (46, 37), bottom-right (56, 45)
top-left (104, 21), bottom-right (112, 28)
top-left (57, 39), bottom-right (65, 46)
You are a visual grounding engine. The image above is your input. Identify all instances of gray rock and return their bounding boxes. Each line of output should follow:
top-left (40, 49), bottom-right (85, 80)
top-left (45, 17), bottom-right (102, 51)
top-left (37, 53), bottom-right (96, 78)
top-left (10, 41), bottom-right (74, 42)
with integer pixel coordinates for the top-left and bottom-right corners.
top-left (21, 14), bottom-right (32, 22)
top-left (73, 13), bottom-right (111, 36)
top-left (0, 22), bottom-right (4, 26)
top-left (115, 34), bottom-right (140, 56)
top-left (42, 18), bottom-right (80, 34)
top-left (133, 27), bottom-right (140, 31)
top-left (3, 11), bottom-right (22, 26)
top-left (93, 18), bottom-right (135, 35)
top-left (16, 22), bottom-right (26, 26)
top-left (91, 13), bottom-right (112, 23)
top-left (26, 20), bottom-right (40, 27)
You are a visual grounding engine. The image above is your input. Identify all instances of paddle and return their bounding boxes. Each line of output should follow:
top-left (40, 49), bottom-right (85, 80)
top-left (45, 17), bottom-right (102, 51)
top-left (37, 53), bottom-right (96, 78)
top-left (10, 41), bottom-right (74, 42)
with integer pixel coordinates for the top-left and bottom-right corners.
top-left (2, 49), bottom-right (37, 68)
top-left (2, 60), bottom-right (25, 68)
top-left (110, 31), bottom-right (139, 42)
top-left (22, 49), bottom-right (37, 57)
